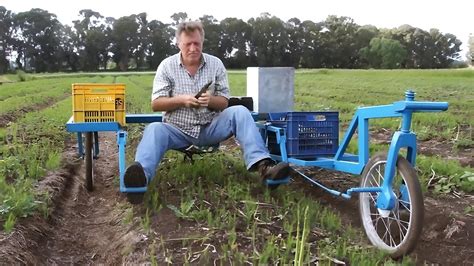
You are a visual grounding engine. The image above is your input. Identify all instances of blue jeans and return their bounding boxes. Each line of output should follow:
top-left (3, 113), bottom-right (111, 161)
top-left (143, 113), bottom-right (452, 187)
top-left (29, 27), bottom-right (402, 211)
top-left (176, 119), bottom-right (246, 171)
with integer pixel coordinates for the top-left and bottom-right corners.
top-left (135, 105), bottom-right (270, 180)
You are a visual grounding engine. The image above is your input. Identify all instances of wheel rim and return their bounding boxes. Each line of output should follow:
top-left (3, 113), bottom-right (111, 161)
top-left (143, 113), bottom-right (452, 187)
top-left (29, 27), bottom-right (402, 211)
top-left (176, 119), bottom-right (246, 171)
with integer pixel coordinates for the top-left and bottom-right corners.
top-left (360, 160), bottom-right (412, 252)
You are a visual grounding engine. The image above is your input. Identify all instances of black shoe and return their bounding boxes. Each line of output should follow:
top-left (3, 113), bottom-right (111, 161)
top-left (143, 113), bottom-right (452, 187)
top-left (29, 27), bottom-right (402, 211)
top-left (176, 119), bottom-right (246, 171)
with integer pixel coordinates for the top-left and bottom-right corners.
top-left (257, 159), bottom-right (290, 181)
top-left (124, 162), bottom-right (147, 204)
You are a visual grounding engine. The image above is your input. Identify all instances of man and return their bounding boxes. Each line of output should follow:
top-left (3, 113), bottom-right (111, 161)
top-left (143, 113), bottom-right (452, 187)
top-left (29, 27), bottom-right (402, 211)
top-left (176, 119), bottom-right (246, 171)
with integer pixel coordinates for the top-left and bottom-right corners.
top-left (124, 21), bottom-right (290, 201)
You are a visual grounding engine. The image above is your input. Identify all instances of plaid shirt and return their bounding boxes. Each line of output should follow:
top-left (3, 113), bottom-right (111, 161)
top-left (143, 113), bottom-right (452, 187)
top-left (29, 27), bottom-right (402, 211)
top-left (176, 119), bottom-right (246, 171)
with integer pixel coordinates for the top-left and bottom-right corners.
top-left (152, 53), bottom-right (230, 138)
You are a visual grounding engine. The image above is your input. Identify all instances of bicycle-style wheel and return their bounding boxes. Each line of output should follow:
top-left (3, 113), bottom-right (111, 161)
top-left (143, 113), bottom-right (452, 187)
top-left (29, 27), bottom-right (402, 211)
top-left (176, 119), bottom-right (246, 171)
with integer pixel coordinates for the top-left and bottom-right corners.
top-left (85, 132), bottom-right (94, 191)
top-left (359, 152), bottom-right (423, 258)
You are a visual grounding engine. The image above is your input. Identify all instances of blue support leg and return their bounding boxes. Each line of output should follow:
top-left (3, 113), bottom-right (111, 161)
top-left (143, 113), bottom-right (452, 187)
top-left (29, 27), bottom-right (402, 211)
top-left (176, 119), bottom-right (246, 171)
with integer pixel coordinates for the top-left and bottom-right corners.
top-left (377, 131), bottom-right (417, 210)
top-left (117, 130), bottom-right (127, 192)
top-left (116, 130), bottom-right (147, 193)
top-left (93, 131), bottom-right (100, 159)
top-left (77, 132), bottom-right (84, 158)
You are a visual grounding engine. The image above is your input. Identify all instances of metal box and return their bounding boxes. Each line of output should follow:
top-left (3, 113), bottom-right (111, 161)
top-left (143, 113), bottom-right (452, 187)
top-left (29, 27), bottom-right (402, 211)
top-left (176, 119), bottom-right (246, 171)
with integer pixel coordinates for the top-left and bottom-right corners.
top-left (247, 67), bottom-right (294, 113)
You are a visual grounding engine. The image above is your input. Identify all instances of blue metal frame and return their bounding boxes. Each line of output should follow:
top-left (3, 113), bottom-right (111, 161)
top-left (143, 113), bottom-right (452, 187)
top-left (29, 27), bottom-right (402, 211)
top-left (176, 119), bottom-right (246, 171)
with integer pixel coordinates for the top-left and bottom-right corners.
top-left (260, 90), bottom-right (448, 210)
top-left (66, 91), bottom-right (448, 206)
top-left (66, 114), bottom-right (163, 193)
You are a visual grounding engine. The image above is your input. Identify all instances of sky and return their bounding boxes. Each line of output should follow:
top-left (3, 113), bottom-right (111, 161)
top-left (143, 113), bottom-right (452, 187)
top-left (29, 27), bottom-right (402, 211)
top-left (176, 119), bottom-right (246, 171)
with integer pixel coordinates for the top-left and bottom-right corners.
top-left (1, 0), bottom-right (472, 59)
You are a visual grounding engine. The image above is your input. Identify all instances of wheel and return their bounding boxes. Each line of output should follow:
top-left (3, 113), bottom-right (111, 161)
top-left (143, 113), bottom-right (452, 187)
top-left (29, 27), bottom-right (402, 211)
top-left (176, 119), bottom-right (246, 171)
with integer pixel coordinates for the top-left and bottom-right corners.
top-left (359, 152), bottom-right (423, 258)
top-left (85, 132), bottom-right (94, 191)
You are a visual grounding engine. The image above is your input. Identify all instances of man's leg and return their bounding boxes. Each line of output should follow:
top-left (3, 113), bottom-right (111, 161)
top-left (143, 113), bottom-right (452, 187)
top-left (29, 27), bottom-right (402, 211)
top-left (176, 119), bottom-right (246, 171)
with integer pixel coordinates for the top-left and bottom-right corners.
top-left (198, 105), bottom-right (269, 168)
top-left (199, 105), bottom-right (290, 180)
top-left (128, 122), bottom-right (192, 184)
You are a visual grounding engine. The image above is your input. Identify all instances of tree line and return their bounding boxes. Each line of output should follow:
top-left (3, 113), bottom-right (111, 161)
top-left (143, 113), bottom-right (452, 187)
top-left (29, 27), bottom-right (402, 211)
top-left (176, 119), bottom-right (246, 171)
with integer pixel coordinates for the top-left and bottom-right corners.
top-left (0, 6), bottom-right (465, 73)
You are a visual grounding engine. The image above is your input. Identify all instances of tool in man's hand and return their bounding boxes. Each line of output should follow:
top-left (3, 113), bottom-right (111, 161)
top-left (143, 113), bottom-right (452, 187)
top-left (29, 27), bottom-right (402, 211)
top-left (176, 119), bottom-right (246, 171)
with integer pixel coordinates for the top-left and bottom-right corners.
top-left (195, 81), bottom-right (213, 99)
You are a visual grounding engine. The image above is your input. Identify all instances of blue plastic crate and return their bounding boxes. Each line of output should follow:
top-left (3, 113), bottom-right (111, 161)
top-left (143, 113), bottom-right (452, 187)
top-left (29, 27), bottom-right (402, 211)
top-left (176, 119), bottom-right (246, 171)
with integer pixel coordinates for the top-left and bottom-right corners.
top-left (267, 112), bottom-right (339, 158)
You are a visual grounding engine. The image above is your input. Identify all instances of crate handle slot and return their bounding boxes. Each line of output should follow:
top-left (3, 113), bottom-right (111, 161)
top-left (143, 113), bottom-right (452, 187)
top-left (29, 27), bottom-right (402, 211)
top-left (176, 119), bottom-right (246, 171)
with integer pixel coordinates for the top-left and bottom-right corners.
top-left (313, 114), bottom-right (327, 121)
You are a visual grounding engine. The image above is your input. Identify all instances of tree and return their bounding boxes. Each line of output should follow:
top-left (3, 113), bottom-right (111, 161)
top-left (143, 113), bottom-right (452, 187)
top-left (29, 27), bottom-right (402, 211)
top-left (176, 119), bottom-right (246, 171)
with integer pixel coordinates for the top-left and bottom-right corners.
top-left (360, 37), bottom-right (407, 68)
top-left (320, 15), bottom-right (360, 68)
top-left (0, 6), bottom-right (14, 73)
top-left (354, 25), bottom-right (379, 68)
top-left (219, 17), bottom-right (251, 68)
top-left (284, 18), bottom-right (303, 67)
top-left (298, 20), bottom-right (324, 68)
top-left (200, 15), bottom-right (223, 58)
top-left (248, 13), bottom-right (289, 66)
top-left (429, 29), bottom-right (462, 68)
top-left (59, 25), bottom-right (80, 71)
top-left (73, 10), bottom-right (111, 71)
top-left (134, 12), bottom-right (150, 70)
top-left (468, 34), bottom-right (474, 65)
top-left (13, 8), bottom-right (63, 72)
top-left (170, 12), bottom-right (188, 25)
top-left (389, 25), bottom-right (461, 68)
top-left (147, 20), bottom-right (176, 69)
top-left (110, 15), bottom-right (140, 71)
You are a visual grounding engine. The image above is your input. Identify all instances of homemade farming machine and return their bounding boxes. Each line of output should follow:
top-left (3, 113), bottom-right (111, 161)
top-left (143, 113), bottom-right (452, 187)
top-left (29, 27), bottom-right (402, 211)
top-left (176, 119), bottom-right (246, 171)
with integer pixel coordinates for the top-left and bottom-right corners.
top-left (66, 82), bottom-right (448, 258)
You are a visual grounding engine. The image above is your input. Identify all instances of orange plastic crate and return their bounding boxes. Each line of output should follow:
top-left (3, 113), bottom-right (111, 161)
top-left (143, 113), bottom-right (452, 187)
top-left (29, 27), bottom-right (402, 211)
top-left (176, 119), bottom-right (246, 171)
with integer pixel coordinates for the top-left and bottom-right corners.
top-left (72, 83), bottom-right (126, 125)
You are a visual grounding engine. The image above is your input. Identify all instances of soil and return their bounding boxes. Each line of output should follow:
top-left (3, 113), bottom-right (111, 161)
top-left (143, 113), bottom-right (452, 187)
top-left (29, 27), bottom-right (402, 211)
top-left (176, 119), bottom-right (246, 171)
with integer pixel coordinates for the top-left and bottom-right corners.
top-left (292, 168), bottom-right (474, 265)
top-left (0, 133), bottom-right (473, 264)
top-left (0, 94), bottom-right (69, 127)
top-left (0, 133), bottom-right (147, 264)
top-left (371, 128), bottom-right (473, 168)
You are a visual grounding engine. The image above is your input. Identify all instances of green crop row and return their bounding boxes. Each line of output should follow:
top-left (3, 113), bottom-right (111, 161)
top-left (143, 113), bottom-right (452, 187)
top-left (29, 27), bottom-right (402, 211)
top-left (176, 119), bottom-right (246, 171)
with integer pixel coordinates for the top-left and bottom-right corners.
top-left (0, 76), bottom-right (115, 231)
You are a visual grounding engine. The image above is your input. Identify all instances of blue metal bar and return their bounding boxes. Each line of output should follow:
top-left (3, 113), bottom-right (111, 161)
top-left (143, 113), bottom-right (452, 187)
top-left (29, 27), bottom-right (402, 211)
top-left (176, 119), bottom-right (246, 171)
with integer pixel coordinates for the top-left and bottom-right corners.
top-left (288, 157), bottom-right (334, 167)
top-left (276, 127), bottom-right (288, 162)
top-left (340, 154), bottom-right (358, 162)
top-left (346, 186), bottom-right (383, 195)
top-left (126, 113), bottom-right (162, 124)
top-left (401, 90), bottom-right (414, 133)
top-left (93, 132), bottom-right (99, 158)
top-left (393, 101), bottom-right (449, 112)
top-left (77, 132), bottom-right (84, 158)
top-left (265, 177), bottom-right (291, 185)
top-left (332, 161), bottom-right (365, 175)
top-left (375, 131), bottom-right (417, 210)
top-left (335, 115), bottom-right (358, 161)
top-left (357, 105), bottom-right (400, 119)
top-left (358, 112), bottom-right (370, 168)
top-left (293, 168), bottom-right (351, 199)
top-left (66, 121), bottom-right (121, 132)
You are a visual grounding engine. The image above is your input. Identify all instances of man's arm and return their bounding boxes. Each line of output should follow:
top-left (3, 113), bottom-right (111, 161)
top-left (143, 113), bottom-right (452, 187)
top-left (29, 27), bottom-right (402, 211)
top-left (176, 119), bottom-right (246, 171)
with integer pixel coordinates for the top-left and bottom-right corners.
top-left (152, 93), bottom-right (228, 112)
top-left (198, 92), bottom-right (228, 111)
top-left (151, 95), bottom-right (199, 112)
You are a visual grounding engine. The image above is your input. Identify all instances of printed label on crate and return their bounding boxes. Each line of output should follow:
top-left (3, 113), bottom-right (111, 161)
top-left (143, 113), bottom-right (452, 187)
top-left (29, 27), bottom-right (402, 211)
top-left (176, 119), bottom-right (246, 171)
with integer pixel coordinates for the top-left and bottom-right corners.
top-left (85, 96), bottom-right (115, 103)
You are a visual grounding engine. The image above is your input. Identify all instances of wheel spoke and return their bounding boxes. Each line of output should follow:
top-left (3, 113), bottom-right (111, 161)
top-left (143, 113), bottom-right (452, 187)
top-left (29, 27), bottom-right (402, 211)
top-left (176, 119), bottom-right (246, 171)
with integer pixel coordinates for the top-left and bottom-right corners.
top-left (359, 155), bottom-right (422, 256)
top-left (399, 200), bottom-right (411, 213)
top-left (369, 192), bottom-right (377, 203)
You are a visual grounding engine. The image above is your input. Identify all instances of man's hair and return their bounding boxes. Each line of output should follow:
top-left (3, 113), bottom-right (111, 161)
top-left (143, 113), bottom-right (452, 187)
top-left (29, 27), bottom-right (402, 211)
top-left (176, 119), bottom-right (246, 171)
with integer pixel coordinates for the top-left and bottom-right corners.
top-left (176, 21), bottom-right (205, 42)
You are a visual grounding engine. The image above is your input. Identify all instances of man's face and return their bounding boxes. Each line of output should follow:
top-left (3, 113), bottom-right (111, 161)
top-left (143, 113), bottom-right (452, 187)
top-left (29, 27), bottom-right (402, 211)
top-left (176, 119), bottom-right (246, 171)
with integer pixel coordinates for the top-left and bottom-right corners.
top-left (178, 30), bottom-right (203, 64)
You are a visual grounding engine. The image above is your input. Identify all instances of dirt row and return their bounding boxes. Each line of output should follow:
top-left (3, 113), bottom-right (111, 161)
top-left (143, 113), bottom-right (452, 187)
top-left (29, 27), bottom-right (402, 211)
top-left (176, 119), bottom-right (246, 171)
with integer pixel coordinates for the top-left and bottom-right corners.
top-left (0, 133), bottom-right (148, 264)
top-left (294, 168), bottom-right (474, 265)
top-left (0, 93), bottom-right (70, 127)
top-left (0, 133), bottom-right (473, 264)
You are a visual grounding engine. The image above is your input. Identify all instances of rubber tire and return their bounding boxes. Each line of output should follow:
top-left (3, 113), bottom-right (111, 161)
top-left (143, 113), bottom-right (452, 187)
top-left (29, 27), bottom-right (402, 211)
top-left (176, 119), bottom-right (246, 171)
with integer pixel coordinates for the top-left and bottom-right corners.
top-left (359, 152), bottom-right (423, 259)
top-left (85, 132), bottom-right (94, 191)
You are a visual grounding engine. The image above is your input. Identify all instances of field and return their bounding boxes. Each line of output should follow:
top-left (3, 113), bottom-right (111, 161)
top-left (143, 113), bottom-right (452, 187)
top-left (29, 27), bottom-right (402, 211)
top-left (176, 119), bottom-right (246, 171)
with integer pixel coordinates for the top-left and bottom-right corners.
top-left (0, 69), bottom-right (473, 264)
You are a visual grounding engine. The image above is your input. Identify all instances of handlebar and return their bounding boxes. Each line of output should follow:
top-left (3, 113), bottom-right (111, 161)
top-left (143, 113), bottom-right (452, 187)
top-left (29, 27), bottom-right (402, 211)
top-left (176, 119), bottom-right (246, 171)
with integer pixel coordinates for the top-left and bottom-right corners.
top-left (394, 101), bottom-right (449, 113)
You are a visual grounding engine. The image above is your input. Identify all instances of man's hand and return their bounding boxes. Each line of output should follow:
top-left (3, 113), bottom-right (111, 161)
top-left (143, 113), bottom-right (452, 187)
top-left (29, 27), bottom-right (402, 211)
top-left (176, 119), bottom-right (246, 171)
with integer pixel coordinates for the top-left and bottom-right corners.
top-left (197, 91), bottom-right (210, 107)
top-left (179, 95), bottom-right (200, 108)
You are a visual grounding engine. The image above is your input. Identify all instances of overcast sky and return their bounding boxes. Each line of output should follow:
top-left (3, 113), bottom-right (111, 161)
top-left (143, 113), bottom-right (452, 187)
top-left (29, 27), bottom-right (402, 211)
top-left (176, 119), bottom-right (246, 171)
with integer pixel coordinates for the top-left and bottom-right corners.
top-left (2, 0), bottom-right (472, 58)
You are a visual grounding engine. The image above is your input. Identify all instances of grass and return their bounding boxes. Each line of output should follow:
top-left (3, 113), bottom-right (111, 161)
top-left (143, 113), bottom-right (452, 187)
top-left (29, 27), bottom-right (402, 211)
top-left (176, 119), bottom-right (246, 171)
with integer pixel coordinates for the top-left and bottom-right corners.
top-left (116, 69), bottom-right (472, 263)
top-left (0, 76), bottom-right (111, 116)
top-left (0, 69), bottom-right (471, 263)
top-left (0, 77), bottom-right (116, 228)
top-left (136, 149), bottom-right (403, 264)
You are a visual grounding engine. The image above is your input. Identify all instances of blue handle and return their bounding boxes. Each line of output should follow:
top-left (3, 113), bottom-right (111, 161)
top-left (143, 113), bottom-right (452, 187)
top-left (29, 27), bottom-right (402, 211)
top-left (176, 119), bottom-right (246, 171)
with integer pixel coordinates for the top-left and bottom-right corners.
top-left (394, 101), bottom-right (449, 112)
